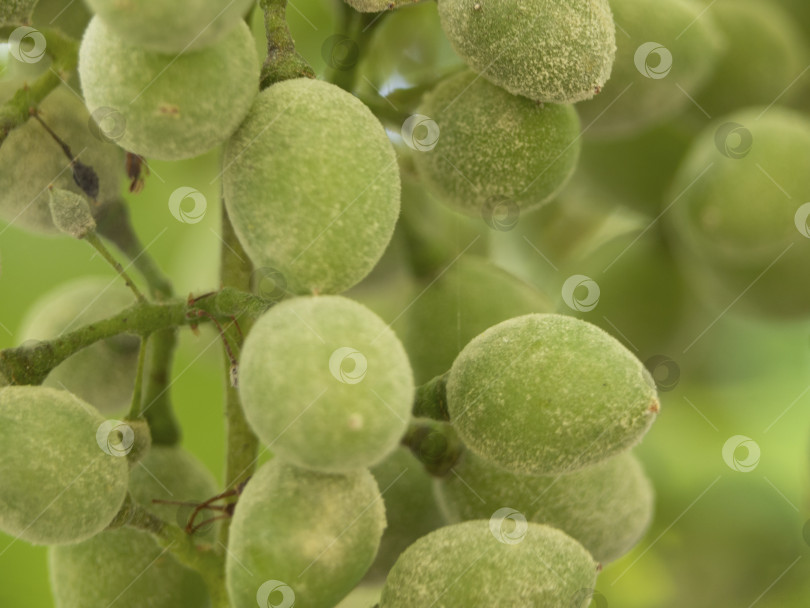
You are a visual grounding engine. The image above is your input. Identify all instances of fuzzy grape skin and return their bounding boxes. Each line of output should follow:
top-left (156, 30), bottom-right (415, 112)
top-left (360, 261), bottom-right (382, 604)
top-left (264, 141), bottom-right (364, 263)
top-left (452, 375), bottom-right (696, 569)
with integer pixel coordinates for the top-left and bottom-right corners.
top-left (412, 70), bottom-right (581, 217)
top-left (0, 87), bottom-right (123, 235)
top-left (365, 447), bottom-right (445, 581)
top-left (84, 0), bottom-right (255, 53)
top-left (18, 277), bottom-right (140, 414)
top-left (225, 460), bottom-right (386, 608)
top-left (223, 78), bottom-right (400, 295)
top-left (49, 446), bottom-right (218, 608)
top-left (438, 0), bottom-right (616, 103)
top-left (404, 255), bottom-right (552, 384)
top-left (0, 0), bottom-right (36, 22)
top-left (239, 296), bottom-right (413, 473)
top-left (79, 17), bottom-right (258, 161)
top-left (435, 450), bottom-right (653, 564)
top-left (576, 0), bottom-right (722, 138)
top-left (380, 520), bottom-right (598, 607)
top-left (0, 386), bottom-right (129, 545)
top-left (447, 314), bottom-right (659, 476)
top-left (695, 0), bottom-right (807, 117)
top-left (666, 107), bottom-right (810, 319)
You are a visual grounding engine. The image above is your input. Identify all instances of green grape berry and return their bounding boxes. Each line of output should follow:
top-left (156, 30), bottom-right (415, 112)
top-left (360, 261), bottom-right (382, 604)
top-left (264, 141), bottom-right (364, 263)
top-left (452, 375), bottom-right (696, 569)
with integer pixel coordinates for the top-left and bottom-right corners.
top-left (447, 313), bottom-right (659, 475)
top-left (0, 87), bottom-right (123, 235)
top-left (226, 460), bottom-right (386, 608)
top-left (404, 255), bottom-right (552, 384)
top-left (576, 0), bottom-right (722, 138)
top-left (366, 447), bottom-right (445, 581)
top-left (438, 0), bottom-right (616, 103)
top-left (0, 0), bottom-right (37, 23)
top-left (223, 78), bottom-right (400, 294)
top-left (435, 450), bottom-right (654, 564)
top-left (345, 0), bottom-right (422, 11)
top-left (49, 446), bottom-right (218, 608)
top-left (380, 520), bottom-right (598, 606)
top-left (19, 277), bottom-right (140, 414)
top-left (239, 296), bottom-right (413, 472)
top-left (79, 17), bottom-right (258, 160)
top-left (412, 70), bottom-right (581, 217)
top-left (84, 0), bottom-right (255, 53)
top-left (667, 107), bottom-right (810, 318)
top-left (0, 386), bottom-right (129, 545)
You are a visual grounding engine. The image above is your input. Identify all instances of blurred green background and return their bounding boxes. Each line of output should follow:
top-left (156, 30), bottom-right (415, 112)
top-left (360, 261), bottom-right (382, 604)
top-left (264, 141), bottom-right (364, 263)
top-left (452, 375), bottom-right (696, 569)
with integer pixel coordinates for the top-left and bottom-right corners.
top-left (3, 0), bottom-right (810, 606)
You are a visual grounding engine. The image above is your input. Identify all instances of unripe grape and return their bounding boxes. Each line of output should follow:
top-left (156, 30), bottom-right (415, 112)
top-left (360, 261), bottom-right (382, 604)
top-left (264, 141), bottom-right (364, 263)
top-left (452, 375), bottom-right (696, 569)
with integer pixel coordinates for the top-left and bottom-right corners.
top-left (447, 314), bottom-right (659, 475)
top-left (438, 0), bottom-right (615, 103)
top-left (695, 0), bottom-right (807, 117)
top-left (49, 446), bottom-right (218, 608)
top-left (366, 447), bottom-right (444, 581)
top-left (435, 450), bottom-right (653, 564)
top-left (84, 0), bottom-right (255, 53)
top-left (667, 107), bottom-right (810, 318)
top-left (345, 0), bottom-right (423, 11)
top-left (48, 188), bottom-right (96, 239)
top-left (412, 70), bottom-right (581, 217)
top-left (1, 0), bottom-right (36, 23)
top-left (239, 296), bottom-right (413, 472)
top-left (404, 255), bottom-right (552, 384)
top-left (223, 78), bottom-right (399, 294)
top-left (0, 386), bottom-right (129, 545)
top-left (0, 87), bottom-right (123, 235)
top-left (19, 277), bottom-right (140, 414)
top-left (79, 17), bottom-right (258, 160)
top-left (226, 460), bottom-right (386, 608)
top-left (576, 0), bottom-right (722, 138)
top-left (380, 520), bottom-right (598, 606)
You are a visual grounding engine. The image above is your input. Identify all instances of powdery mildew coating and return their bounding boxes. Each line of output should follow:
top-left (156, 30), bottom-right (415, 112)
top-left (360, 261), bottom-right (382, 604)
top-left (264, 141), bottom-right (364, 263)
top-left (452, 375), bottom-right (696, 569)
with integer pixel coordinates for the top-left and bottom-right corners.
top-left (345, 0), bottom-right (425, 11)
top-left (413, 70), bottom-right (580, 216)
top-left (438, 0), bottom-right (616, 103)
top-left (49, 446), bottom-right (218, 608)
top-left (577, 0), bottom-right (722, 138)
top-left (225, 460), bottom-right (386, 608)
top-left (446, 314), bottom-right (659, 475)
top-left (85, 0), bottom-right (255, 53)
top-left (0, 386), bottom-right (129, 545)
top-left (667, 107), bottom-right (810, 318)
top-left (380, 520), bottom-right (598, 606)
top-left (223, 78), bottom-right (400, 295)
top-left (435, 449), bottom-right (654, 564)
top-left (238, 296), bottom-right (414, 473)
top-left (79, 18), bottom-right (258, 161)
top-left (0, 87), bottom-right (123, 235)
top-left (19, 277), bottom-right (140, 414)
top-left (0, 0), bottom-right (36, 22)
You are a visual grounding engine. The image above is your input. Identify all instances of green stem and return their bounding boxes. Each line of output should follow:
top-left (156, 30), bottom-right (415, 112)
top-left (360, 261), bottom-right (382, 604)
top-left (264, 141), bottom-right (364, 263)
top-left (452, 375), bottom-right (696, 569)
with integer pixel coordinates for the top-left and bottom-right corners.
top-left (84, 232), bottom-right (147, 302)
top-left (401, 418), bottom-right (463, 477)
top-left (127, 334), bottom-right (150, 420)
top-left (259, 0), bottom-right (315, 89)
top-left (218, 201), bottom-right (259, 548)
top-left (327, 7), bottom-right (379, 92)
top-left (0, 27), bottom-right (79, 148)
top-left (412, 373), bottom-right (450, 421)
